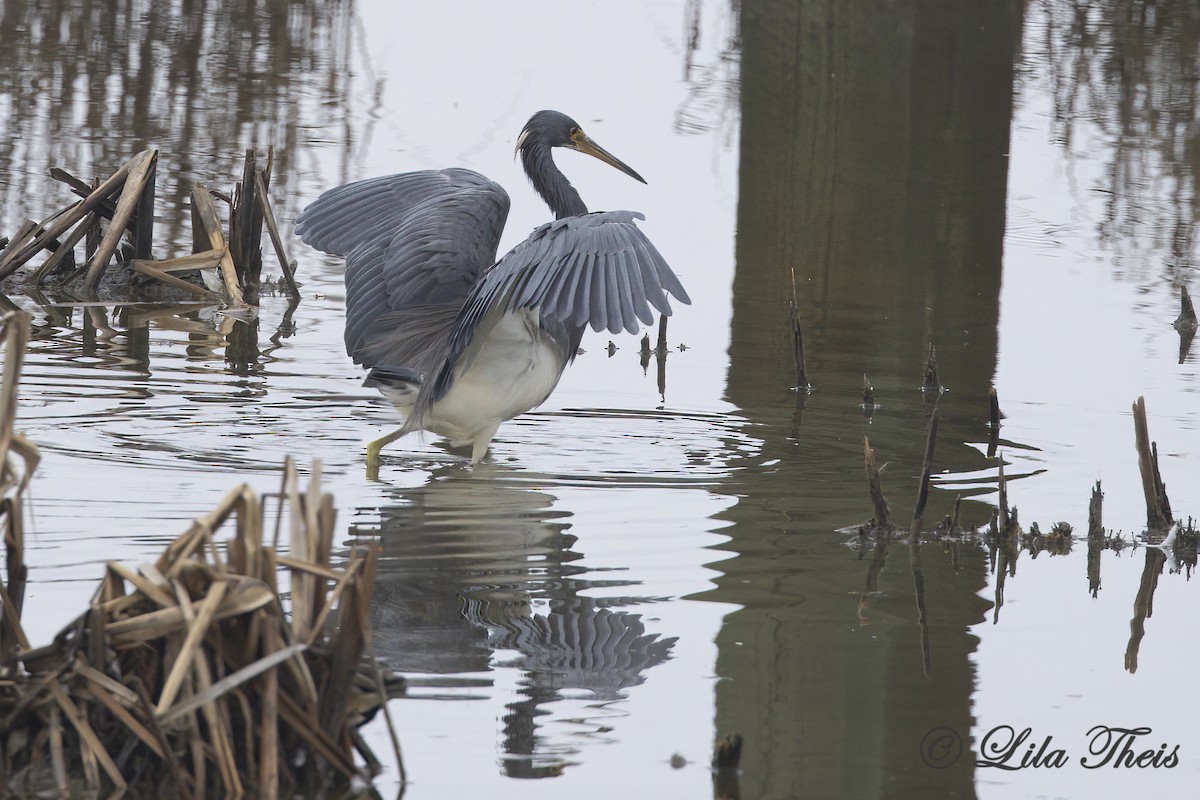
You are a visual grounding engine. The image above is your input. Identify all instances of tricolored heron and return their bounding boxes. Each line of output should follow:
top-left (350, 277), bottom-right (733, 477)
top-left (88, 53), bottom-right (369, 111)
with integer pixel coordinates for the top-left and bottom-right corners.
top-left (296, 110), bottom-right (689, 467)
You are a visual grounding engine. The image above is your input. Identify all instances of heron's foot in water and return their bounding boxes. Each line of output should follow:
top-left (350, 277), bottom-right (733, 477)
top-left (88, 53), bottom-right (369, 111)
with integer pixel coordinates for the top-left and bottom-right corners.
top-left (366, 428), bottom-right (406, 478)
top-left (471, 423), bottom-right (501, 464)
top-left (441, 423), bottom-right (501, 464)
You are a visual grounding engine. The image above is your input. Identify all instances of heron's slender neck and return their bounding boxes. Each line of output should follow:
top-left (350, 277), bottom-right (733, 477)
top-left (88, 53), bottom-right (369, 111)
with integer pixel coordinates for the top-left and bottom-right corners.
top-left (521, 141), bottom-right (587, 220)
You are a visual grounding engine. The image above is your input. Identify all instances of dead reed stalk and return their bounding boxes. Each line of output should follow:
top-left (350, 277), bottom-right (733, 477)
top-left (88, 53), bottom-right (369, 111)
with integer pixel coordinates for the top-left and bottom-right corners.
top-left (909, 407), bottom-right (940, 543)
top-left (1132, 396), bottom-right (1172, 533)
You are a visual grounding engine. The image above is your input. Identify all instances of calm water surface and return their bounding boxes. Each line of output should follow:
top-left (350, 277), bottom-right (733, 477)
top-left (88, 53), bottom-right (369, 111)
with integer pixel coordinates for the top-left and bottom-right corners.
top-left (1, 1), bottom-right (1198, 798)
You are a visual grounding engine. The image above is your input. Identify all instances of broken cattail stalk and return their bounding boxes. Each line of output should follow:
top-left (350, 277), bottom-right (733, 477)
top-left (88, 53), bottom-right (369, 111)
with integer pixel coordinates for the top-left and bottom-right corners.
top-left (1, 157), bottom-right (140, 278)
top-left (1132, 396), bottom-right (1172, 533)
top-left (789, 267), bottom-right (811, 392)
top-left (133, 156), bottom-right (157, 261)
top-left (862, 374), bottom-right (875, 410)
top-left (49, 168), bottom-right (121, 220)
top-left (236, 150), bottom-right (267, 288)
top-left (863, 437), bottom-right (891, 528)
top-left (83, 149), bottom-right (159, 291)
top-left (712, 732), bottom-right (743, 800)
top-left (191, 184), bottom-right (246, 305)
top-left (1087, 481), bottom-right (1104, 597)
top-left (0, 220), bottom-right (40, 278)
top-left (986, 387), bottom-right (1001, 457)
top-left (921, 344), bottom-right (942, 395)
top-left (255, 170), bottom-right (302, 300)
top-left (713, 732), bottom-right (743, 769)
top-left (1175, 286), bottom-right (1198, 331)
top-left (29, 211), bottom-right (97, 286)
top-left (909, 407), bottom-right (939, 543)
top-left (1087, 481), bottom-right (1104, 541)
top-left (129, 256), bottom-right (223, 299)
top-left (997, 457), bottom-right (1011, 537)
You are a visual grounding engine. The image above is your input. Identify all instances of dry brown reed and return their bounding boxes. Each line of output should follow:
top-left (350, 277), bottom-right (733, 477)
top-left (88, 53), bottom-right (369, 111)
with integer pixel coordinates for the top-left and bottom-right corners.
top-left (0, 312), bottom-right (400, 797)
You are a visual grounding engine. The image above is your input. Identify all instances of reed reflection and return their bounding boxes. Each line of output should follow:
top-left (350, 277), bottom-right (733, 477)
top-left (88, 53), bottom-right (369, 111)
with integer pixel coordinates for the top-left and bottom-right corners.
top-left (359, 469), bottom-right (676, 778)
top-left (0, 0), bottom-right (360, 248)
top-left (1031, 0), bottom-right (1200, 273)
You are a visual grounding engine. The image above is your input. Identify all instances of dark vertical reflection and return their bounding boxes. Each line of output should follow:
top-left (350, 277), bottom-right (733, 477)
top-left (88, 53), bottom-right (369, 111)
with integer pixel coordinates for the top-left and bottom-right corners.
top-left (700, 1), bottom-right (1022, 797)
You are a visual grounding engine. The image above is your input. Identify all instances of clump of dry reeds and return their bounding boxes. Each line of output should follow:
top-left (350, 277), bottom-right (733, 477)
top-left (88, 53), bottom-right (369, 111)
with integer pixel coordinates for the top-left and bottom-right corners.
top-left (0, 311), bottom-right (400, 797)
top-left (0, 149), bottom-right (300, 303)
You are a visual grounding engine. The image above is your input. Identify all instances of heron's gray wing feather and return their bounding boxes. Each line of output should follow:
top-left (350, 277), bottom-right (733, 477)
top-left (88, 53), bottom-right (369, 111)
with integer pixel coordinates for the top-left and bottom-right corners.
top-left (415, 211), bottom-right (688, 423)
top-left (353, 302), bottom-right (462, 378)
top-left (296, 168), bottom-right (510, 364)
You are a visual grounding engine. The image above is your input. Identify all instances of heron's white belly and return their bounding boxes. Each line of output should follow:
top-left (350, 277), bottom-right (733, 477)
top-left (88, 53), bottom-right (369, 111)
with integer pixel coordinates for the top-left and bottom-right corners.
top-left (426, 311), bottom-right (562, 443)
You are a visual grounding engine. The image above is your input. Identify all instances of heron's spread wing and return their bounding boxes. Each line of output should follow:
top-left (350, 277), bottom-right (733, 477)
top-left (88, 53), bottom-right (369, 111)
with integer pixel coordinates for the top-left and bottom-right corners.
top-left (295, 168), bottom-right (510, 364)
top-left (420, 210), bottom-right (689, 411)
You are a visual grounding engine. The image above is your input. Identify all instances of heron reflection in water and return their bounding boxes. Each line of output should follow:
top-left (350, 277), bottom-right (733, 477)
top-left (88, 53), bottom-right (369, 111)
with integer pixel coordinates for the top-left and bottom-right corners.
top-left (297, 111), bottom-right (689, 468)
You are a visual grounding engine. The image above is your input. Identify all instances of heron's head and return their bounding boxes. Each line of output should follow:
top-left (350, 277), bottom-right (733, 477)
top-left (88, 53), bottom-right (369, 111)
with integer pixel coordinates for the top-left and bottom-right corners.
top-left (516, 110), bottom-right (646, 184)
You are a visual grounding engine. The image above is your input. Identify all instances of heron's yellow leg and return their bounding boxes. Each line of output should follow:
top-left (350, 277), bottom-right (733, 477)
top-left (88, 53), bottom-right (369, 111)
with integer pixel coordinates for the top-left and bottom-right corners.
top-left (366, 427), bottom-right (406, 478)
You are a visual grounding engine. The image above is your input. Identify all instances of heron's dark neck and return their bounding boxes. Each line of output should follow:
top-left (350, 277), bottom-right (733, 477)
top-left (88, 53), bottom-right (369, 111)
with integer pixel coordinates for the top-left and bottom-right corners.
top-left (521, 142), bottom-right (587, 219)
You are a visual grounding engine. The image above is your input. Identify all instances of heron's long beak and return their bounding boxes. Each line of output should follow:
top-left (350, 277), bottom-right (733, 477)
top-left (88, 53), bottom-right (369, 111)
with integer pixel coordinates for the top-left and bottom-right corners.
top-left (570, 130), bottom-right (647, 184)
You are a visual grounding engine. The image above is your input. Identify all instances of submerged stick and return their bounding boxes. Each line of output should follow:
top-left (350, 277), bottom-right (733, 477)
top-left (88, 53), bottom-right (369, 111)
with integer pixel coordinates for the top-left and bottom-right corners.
top-left (789, 267), bottom-right (810, 392)
top-left (863, 437), bottom-right (890, 527)
top-left (909, 407), bottom-right (940, 543)
top-left (909, 539), bottom-right (931, 676)
top-left (987, 387), bottom-right (1000, 458)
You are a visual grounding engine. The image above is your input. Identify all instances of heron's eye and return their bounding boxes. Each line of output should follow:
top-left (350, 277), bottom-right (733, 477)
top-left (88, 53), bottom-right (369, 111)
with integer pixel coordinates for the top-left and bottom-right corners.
top-left (569, 127), bottom-right (580, 138)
